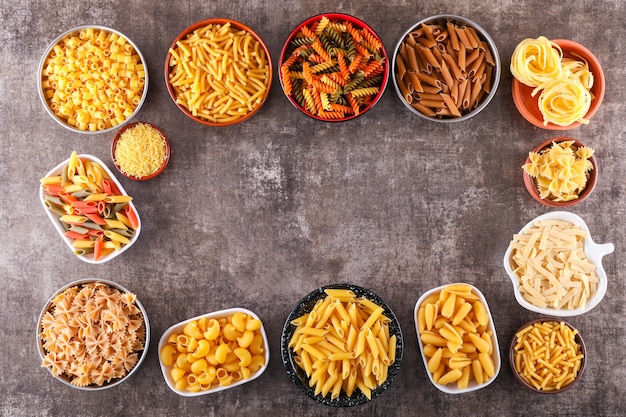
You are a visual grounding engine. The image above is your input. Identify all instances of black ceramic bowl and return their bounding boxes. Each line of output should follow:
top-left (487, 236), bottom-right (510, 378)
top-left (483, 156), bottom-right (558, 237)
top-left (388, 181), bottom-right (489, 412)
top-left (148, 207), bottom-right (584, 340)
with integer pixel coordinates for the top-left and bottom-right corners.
top-left (281, 283), bottom-right (403, 407)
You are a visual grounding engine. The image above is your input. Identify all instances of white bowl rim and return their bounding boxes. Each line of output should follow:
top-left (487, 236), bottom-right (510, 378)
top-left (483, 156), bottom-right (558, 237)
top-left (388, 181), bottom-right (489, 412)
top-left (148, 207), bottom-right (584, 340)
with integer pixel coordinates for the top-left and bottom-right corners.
top-left (39, 153), bottom-right (142, 264)
top-left (157, 307), bottom-right (270, 397)
top-left (503, 211), bottom-right (614, 317)
top-left (37, 25), bottom-right (149, 135)
top-left (36, 278), bottom-right (150, 390)
top-left (413, 283), bottom-right (501, 394)
top-left (391, 14), bottom-right (501, 123)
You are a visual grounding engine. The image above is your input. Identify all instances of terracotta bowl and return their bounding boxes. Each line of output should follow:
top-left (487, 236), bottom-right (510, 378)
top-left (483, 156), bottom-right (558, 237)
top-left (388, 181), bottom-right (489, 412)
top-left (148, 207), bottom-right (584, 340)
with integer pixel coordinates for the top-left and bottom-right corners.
top-left (509, 318), bottom-right (586, 394)
top-left (164, 18), bottom-right (272, 126)
top-left (523, 136), bottom-right (597, 207)
top-left (512, 39), bottom-right (605, 130)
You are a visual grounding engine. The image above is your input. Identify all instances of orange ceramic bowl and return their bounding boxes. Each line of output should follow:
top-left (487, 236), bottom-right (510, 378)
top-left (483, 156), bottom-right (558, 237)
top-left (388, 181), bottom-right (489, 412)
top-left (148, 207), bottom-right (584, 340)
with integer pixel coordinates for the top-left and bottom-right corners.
top-left (164, 18), bottom-right (272, 126)
top-left (111, 122), bottom-right (171, 181)
top-left (523, 136), bottom-right (597, 207)
top-left (512, 39), bottom-right (605, 130)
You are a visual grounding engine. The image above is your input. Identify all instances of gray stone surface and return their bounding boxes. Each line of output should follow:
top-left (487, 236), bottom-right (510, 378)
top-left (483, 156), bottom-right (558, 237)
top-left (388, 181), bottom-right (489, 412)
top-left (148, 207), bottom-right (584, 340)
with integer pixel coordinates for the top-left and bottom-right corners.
top-left (1, 0), bottom-right (625, 416)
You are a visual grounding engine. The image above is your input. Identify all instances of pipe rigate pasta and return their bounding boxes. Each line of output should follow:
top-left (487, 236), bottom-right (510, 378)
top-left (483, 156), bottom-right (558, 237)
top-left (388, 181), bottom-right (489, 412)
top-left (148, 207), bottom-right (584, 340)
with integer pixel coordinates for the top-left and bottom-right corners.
top-left (160, 312), bottom-right (266, 393)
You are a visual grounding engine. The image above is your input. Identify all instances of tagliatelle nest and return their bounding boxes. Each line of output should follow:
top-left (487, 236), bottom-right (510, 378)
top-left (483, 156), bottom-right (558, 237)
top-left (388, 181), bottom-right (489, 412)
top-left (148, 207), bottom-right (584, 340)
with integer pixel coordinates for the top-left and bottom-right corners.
top-left (522, 140), bottom-right (594, 202)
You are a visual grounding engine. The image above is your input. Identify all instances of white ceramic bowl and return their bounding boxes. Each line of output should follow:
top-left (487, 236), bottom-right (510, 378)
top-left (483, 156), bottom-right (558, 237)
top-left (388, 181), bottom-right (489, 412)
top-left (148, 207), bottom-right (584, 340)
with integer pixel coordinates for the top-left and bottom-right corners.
top-left (414, 283), bottom-right (501, 394)
top-left (37, 278), bottom-right (150, 390)
top-left (158, 307), bottom-right (269, 397)
top-left (503, 211), bottom-right (614, 316)
top-left (39, 154), bottom-right (141, 264)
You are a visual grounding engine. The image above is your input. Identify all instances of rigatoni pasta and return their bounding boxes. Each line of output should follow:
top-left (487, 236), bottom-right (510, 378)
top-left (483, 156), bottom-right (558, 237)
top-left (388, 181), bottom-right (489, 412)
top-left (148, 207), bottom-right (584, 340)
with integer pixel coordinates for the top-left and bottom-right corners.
top-left (166, 21), bottom-right (271, 124)
top-left (394, 18), bottom-right (498, 119)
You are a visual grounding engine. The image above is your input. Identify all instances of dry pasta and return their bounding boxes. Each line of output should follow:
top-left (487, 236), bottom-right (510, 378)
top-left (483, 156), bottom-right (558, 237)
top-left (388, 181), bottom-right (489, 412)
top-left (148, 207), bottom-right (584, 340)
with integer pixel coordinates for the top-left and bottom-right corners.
top-left (512, 321), bottom-right (584, 391)
top-left (416, 284), bottom-right (496, 389)
top-left (508, 219), bottom-right (599, 310)
top-left (280, 16), bottom-right (386, 119)
top-left (288, 288), bottom-right (397, 400)
top-left (113, 123), bottom-right (168, 178)
top-left (511, 36), bottom-right (595, 126)
top-left (160, 312), bottom-right (266, 392)
top-left (522, 140), bottom-right (594, 202)
top-left (39, 281), bottom-right (146, 387)
top-left (166, 22), bottom-right (270, 124)
top-left (40, 151), bottom-right (139, 261)
top-left (41, 27), bottom-right (146, 131)
top-left (395, 19), bottom-right (497, 119)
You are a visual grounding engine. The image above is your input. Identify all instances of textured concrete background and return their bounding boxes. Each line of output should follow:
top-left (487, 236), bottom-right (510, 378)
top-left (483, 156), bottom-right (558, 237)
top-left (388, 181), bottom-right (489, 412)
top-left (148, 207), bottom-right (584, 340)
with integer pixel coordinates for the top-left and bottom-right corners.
top-left (1, 0), bottom-right (625, 416)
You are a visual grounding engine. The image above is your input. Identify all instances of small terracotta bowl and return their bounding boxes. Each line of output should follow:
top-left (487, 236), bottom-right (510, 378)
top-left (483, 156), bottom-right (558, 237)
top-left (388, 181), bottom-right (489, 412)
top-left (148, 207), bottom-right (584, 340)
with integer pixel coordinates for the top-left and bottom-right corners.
top-left (523, 136), bottom-right (597, 207)
top-left (509, 318), bottom-right (586, 394)
top-left (111, 121), bottom-right (171, 181)
top-left (512, 39), bottom-right (605, 130)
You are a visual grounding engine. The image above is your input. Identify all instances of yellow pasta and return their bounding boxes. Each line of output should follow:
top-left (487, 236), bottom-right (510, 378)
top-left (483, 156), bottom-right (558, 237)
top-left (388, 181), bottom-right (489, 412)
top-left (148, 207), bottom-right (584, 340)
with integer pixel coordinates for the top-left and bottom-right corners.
top-left (288, 288), bottom-right (398, 400)
top-left (508, 219), bottom-right (599, 310)
top-left (416, 284), bottom-right (497, 389)
top-left (511, 36), bottom-right (595, 126)
top-left (167, 22), bottom-right (270, 124)
top-left (512, 321), bottom-right (583, 391)
top-left (41, 28), bottom-right (145, 131)
top-left (160, 312), bottom-right (266, 393)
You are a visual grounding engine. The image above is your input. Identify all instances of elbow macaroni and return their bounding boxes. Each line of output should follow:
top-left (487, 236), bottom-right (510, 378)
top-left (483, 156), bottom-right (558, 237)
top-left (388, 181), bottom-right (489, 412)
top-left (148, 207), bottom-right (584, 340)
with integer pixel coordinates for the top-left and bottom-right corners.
top-left (160, 312), bottom-right (266, 393)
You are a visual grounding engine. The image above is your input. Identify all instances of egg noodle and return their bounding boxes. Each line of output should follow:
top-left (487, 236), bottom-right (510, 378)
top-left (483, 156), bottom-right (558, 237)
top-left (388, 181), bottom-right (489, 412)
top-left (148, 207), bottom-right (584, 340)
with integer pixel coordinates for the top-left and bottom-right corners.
top-left (511, 36), bottom-right (595, 126)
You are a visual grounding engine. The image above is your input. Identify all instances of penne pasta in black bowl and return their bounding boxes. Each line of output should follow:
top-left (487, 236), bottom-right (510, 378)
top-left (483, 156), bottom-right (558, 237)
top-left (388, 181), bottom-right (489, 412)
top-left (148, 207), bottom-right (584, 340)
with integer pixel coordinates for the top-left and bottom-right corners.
top-left (281, 283), bottom-right (403, 407)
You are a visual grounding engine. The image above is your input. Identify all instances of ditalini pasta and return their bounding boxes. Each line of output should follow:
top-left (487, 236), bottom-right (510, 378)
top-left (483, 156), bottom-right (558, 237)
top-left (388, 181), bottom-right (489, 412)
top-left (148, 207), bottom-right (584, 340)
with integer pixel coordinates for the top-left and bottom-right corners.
top-left (40, 151), bottom-right (139, 261)
top-left (288, 289), bottom-right (397, 400)
top-left (394, 20), bottom-right (497, 119)
top-left (167, 22), bottom-right (270, 124)
top-left (511, 36), bottom-right (595, 126)
top-left (280, 16), bottom-right (386, 119)
top-left (160, 312), bottom-right (266, 392)
top-left (39, 282), bottom-right (147, 387)
top-left (522, 140), bottom-right (594, 202)
top-left (41, 28), bottom-right (146, 131)
top-left (416, 284), bottom-right (497, 389)
top-left (508, 219), bottom-right (599, 310)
